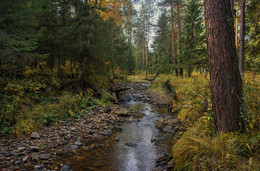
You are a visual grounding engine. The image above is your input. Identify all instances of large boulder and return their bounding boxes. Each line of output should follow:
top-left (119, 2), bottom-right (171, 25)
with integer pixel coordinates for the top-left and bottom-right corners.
top-left (155, 118), bottom-right (179, 132)
top-left (114, 108), bottom-right (130, 117)
top-left (118, 94), bottom-right (131, 102)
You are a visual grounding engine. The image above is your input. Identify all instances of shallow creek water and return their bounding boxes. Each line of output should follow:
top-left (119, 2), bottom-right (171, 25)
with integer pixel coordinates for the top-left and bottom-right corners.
top-left (59, 101), bottom-right (173, 171)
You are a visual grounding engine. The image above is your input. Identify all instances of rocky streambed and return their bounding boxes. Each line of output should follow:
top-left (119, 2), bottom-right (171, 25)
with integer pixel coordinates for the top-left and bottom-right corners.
top-left (0, 82), bottom-right (180, 171)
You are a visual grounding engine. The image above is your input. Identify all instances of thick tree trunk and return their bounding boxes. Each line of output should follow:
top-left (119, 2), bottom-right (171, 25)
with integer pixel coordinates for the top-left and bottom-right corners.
top-left (239, 0), bottom-right (245, 77)
top-left (230, 0), bottom-right (235, 17)
top-left (235, 2), bottom-right (239, 49)
top-left (176, 3), bottom-right (183, 77)
top-left (170, 3), bottom-right (178, 76)
top-left (204, 0), bottom-right (245, 132)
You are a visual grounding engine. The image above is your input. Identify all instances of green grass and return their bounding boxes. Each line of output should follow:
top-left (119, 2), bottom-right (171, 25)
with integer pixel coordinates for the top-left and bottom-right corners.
top-left (129, 71), bottom-right (260, 171)
top-left (4, 92), bottom-right (105, 135)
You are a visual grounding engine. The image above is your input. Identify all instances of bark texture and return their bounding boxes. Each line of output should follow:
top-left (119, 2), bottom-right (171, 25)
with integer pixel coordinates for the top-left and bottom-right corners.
top-left (176, 3), bottom-right (183, 77)
top-left (230, 0), bottom-right (235, 17)
top-left (235, 2), bottom-right (239, 49)
top-left (239, 0), bottom-right (245, 77)
top-left (204, 0), bottom-right (245, 132)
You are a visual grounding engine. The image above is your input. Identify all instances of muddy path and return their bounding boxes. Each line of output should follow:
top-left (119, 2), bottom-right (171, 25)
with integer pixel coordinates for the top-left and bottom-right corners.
top-left (0, 82), bottom-right (178, 171)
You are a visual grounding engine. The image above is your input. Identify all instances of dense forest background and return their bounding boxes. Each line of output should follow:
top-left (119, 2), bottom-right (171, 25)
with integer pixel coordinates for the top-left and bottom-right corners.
top-left (0, 0), bottom-right (259, 134)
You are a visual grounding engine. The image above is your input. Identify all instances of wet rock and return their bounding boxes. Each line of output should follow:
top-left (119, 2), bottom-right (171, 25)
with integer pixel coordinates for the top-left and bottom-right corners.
top-left (39, 154), bottom-right (50, 160)
top-left (34, 164), bottom-right (45, 170)
top-left (60, 164), bottom-right (71, 171)
top-left (115, 127), bottom-right (123, 132)
top-left (118, 94), bottom-right (131, 102)
top-left (155, 118), bottom-right (165, 129)
top-left (133, 112), bottom-right (145, 119)
top-left (22, 155), bottom-right (29, 162)
top-left (111, 137), bottom-right (120, 142)
top-left (29, 146), bottom-right (40, 152)
top-left (125, 143), bottom-right (137, 147)
top-left (156, 118), bottom-right (179, 131)
top-left (74, 140), bottom-right (82, 146)
top-left (31, 132), bottom-right (40, 139)
top-left (151, 139), bottom-right (156, 143)
top-left (114, 108), bottom-right (130, 117)
top-left (31, 152), bottom-right (39, 162)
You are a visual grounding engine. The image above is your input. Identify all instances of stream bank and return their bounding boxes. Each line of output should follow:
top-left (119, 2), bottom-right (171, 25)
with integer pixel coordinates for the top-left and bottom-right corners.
top-left (0, 82), bottom-right (179, 171)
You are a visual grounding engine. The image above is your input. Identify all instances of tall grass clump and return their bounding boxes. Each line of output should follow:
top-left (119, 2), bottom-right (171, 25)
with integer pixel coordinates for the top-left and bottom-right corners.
top-left (170, 72), bottom-right (259, 170)
top-left (128, 72), bottom-right (260, 170)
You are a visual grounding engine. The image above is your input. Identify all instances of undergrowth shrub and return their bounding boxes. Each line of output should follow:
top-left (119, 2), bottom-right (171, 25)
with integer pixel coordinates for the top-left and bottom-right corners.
top-left (0, 63), bottom-right (112, 136)
top-left (1, 92), bottom-right (102, 136)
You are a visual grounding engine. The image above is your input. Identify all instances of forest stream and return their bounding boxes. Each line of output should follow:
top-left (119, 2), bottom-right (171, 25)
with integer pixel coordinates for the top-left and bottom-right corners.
top-left (0, 82), bottom-right (177, 171)
top-left (55, 82), bottom-right (175, 171)
top-left (57, 100), bottom-right (173, 171)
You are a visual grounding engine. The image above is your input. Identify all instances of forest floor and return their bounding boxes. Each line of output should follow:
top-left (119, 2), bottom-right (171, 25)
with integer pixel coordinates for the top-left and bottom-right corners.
top-left (0, 82), bottom-right (177, 171)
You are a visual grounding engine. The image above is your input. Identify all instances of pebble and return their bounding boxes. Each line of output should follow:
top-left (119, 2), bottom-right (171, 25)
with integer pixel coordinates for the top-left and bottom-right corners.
top-left (17, 147), bottom-right (26, 152)
top-left (22, 155), bottom-right (29, 162)
top-left (74, 140), bottom-right (82, 146)
top-left (125, 143), bottom-right (137, 148)
top-left (39, 154), bottom-right (50, 160)
top-left (29, 146), bottom-right (40, 152)
top-left (31, 132), bottom-right (40, 139)
top-left (100, 131), bottom-right (111, 136)
top-left (61, 164), bottom-right (71, 171)
top-left (14, 159), bottom-right (21, 165)
top-left (34, 164), bottom-right (45, 170)
top-left (31, 152), bottom-right (39, 162)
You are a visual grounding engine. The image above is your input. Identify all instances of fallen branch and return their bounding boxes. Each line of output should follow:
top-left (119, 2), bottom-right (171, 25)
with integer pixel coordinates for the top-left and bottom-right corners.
top-left (146, 72), bottom-right (160, 83)
top-left (163, 80), bottom-right (177, 104)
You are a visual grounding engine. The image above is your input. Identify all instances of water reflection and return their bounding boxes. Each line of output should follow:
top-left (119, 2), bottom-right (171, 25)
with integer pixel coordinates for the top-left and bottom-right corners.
top-left (59, 102), bottom-right (172, 171)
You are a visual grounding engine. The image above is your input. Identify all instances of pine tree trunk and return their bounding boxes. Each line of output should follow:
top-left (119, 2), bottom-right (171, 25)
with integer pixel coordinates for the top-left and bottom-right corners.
top-left (235, 2), bottom-right (239, 49)
top-left (176, 3), bottom-right (183, 77)
top-left (239, 0), bottom-right (245, 77)
top-left (170, 3), bottom-right (178, 76)
top-left (204, 0), bottom-right (245, 132)
top-left (146, 26), bottom-right (149, 78)
top-left (142, 37), bottom-right (145, 70)
top-left (230, 0), bottom-right (235, 17)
